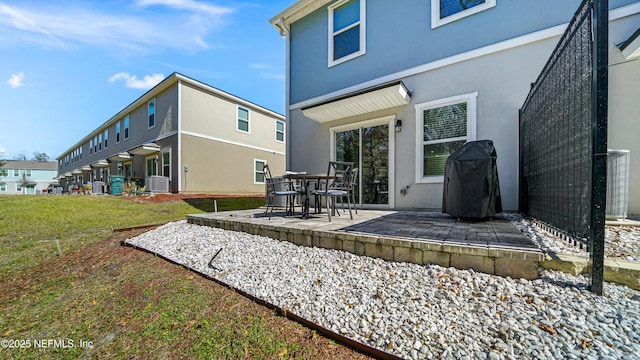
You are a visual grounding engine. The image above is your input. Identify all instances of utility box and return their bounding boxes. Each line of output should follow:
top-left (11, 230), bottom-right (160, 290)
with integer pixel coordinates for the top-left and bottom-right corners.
top-left (92, 181), bottom-right (105, 194)
top-left (146, 176), bottom-right (169, 193)
top-left (442, 140), bottom-right (502, 219)
top-left (110, 175), bottom-right (124, 195)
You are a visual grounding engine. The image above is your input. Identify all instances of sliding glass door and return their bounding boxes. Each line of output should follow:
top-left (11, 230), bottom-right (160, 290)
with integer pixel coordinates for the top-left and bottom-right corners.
top-left (333, 118), bottom-right (392, 207)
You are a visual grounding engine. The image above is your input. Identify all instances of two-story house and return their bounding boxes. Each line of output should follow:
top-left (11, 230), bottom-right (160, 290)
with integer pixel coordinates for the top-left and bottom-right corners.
top-left (270, 0), bottom-right (640, 216)
top-left (57, 73), bottom-right (286, 195)
top-left (0, 160), bottom-right (58, 195)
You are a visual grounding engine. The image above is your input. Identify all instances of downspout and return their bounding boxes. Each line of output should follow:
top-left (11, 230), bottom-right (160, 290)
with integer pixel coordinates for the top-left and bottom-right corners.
top-left (279, 17), bottom-right (292, 171)
top-left (177, 79), bottom-right (183, 193)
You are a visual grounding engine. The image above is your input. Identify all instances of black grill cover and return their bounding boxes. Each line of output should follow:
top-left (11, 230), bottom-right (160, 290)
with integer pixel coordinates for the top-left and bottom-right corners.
top-left (442, 140), bottom-right (502, 219)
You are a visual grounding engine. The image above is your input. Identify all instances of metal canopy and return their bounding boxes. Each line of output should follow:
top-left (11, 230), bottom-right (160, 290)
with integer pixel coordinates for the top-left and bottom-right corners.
top-left (108, 152), bottom-right (132, 162)
top-left (619, 27), bottom-right (640, 59)
top-left (91, 160), bottom-right (110, 168)
top-left (302, 81), bottom-right (411, 123)
top-left (129, 143), bottom-right (160, 156)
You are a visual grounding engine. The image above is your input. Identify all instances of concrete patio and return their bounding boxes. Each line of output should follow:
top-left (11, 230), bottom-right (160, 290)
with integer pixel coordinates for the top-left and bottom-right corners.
top-left (187, 209), bottom-right (544, 279)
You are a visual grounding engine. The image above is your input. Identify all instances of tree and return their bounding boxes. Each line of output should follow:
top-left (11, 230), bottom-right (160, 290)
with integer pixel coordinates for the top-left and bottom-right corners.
top-left (14, 152), bottom-right (27, 161)
top-left (32, 152), bottom-right (50, 162)
top-left (17, 171), bottom-right (30, 195)
top-left (0, 159), bottom-right (7, 178)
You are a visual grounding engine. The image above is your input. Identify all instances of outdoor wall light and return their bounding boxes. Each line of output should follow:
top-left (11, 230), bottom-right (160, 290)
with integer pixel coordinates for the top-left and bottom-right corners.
top-left (395, 119), bottom-right (403, 133)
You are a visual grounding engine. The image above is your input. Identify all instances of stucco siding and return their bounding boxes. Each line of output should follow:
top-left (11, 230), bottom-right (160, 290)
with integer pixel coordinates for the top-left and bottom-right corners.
top-left (180, 133), bottom-right (285, 195)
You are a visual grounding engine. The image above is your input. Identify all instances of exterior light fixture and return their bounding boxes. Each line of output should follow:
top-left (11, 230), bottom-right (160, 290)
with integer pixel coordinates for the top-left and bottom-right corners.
top-left (395, 119), bottom-right (403, 133)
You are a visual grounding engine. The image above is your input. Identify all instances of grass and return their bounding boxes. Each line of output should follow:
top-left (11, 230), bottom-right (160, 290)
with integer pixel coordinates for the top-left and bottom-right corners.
top-left (0, 195), bottom-right (369, 360)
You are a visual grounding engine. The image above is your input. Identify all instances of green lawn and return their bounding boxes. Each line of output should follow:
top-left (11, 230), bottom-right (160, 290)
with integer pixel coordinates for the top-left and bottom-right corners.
top-left (0, 195), bottom-right (368, 360)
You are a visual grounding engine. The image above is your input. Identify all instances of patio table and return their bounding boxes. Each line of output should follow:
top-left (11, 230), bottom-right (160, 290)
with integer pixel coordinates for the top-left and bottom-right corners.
top-left (284, 173), bottom-right (332, 219)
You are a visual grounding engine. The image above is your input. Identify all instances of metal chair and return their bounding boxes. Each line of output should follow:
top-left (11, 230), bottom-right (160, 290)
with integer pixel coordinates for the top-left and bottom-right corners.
top-left (312, 161), bottom-right (353, 221)
top-left (263, 164), bottom-right (299, 219)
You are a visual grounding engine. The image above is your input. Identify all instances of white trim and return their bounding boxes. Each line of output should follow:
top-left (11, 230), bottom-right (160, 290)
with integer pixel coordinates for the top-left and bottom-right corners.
top-left (253, 158), bottom-right (267, 184)
top-left (431, 0), bottom-right (496, 29)
top-left (177, 80), bottom-right (183, 192)
top-left (182, 130), bottom-right (287, 156)
top-left (145, 154), bottom-right (159, 177)
top-left (329, 115), bottom-right (395, 208)
top-left (161, 148), bottom-right (172, 178)
top-left (328, 0), bottom-right (366, 67)
top-left (236, 105), bottom-right (251, 134)
top-left (415, 92), bottom-right (478, 184)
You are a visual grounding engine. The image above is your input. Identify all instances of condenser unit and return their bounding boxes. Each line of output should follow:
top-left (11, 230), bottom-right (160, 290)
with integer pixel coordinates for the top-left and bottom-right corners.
top-left (145, 176), bottom-right (169, 193)
top-left (606, 149), bottom-right (630, 219)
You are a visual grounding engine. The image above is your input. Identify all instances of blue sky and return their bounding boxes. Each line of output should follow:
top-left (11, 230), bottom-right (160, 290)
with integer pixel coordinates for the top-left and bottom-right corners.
top-left (0, 0), bottom-right (293, 160)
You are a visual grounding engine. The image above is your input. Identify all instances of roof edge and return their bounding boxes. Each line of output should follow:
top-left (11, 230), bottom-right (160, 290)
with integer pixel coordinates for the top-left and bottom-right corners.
top-left (269, 0), bottom-right (331, 33)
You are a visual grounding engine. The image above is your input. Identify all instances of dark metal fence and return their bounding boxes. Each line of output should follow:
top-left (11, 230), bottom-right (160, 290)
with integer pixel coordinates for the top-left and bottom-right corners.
top-left (519, 0), bottom-right (608, 294)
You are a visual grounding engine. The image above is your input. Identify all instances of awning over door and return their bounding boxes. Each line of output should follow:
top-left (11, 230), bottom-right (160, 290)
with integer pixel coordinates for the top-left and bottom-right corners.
top-left (301, 81), bottom-right (411, 123)
top-left (619, 27), bottom-right (640, 59)
top-left (129, 143), bottom-right (160, 156)
top-left (91, 160), bottom-right (110, 168)
top-left (108, 152), bottom-right (132, 162)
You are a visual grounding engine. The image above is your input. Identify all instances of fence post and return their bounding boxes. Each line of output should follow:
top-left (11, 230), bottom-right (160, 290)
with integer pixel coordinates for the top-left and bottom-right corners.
top-left (588, 0), bottom-right (608, 295)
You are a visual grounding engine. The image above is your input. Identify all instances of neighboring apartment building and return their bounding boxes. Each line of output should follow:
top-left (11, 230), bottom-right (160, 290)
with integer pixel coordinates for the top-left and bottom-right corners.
top-left (0, 160), bottom-right (58, 195)
top-left (270, 0), bottom-right (640, 216)
top-left (57, 73), bottom-right (286, 195)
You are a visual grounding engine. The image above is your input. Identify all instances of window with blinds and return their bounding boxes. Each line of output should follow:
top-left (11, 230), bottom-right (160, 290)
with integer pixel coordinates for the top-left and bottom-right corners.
top-left (432, 0), bottom-right (495, 28)
top-left (415, 92), bottom-right (477, 182)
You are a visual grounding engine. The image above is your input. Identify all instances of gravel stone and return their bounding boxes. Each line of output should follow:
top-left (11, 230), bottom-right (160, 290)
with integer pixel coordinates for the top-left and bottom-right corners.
top-left (126, 220), bottom-right (640, 359)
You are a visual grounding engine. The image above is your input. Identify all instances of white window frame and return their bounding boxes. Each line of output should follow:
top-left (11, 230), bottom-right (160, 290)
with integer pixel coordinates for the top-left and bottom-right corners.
top-left (275, 120), bottom-right (285, 143)
top-left (104, 129), bottom-right (109, 149)
top-left (116, 121), bottom-right (121, 144)
top-left (328, 0), bottom-right (366, 67)
top-left (415, 92), bottom-right (477, 184)
top-left (98, 133), bottom-right (102, 151)
top-left (254, 159), bottom-right (266, 184)
top-left (236, 105), bottom-right (250, 134)
top-left (124, 115), bottom-right (130, 140)
top-left (162, 149), bottom-right (171, 178)
top-left (148, 98), bottom-right (156, 129)
top-left (431, 0), bottom-right (496, 29)
top-left (0, 183), bottom-right (6, 192)
top-left (89, 139), bottom-right (93, 155)
top-left (13, 169), bottom-right (18, 177)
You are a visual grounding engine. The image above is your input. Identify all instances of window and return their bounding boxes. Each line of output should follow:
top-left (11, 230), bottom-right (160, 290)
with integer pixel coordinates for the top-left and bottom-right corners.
top-left (415, 92), bottom-right (477, 183)
top-left (148, 98), bottom-right (156, 128)
top-left (0, 183), bottom-right (6, 192)
top-left (104, 130), bottom-right (108, 149)
top-left (328, 0), bottom-right (366, 67)
top-left (117, 163), bottom-right (123, 176)
top-left (124, 116), bottom-right (130, 140)
top-left (16, 183), bottom-right (22, 192)
top-left (90, 139), bottom-right (93, 155)
top-left (13, 169), bottom-right (18, 176)
top-left (94, 136), bottom-right (98, 153)
top-left (431, 0), bottom-right (495, 28)
top-left (116, 122), bottom-right (121, 143)
top-left (162, 150), bottom-right (171, 177)
top-left (237, 106), bottom-right (250, 133)
top-left (146, 156), bottom-right (158, 177)
top-left (26, 169), bottom-right (31, 177)
top-left (98, 134), bottom-right (102, 151)
top-left (275, 120), bottom-right (285, 142)
top-left (254, 159), bottom-right (266, 184)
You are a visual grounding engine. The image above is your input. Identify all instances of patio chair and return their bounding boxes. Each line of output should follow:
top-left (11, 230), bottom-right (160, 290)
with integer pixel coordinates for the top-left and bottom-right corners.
top-left (264, 164), bottom-right (299, 219)
top-left (312, 161), bottom-right (354, 222)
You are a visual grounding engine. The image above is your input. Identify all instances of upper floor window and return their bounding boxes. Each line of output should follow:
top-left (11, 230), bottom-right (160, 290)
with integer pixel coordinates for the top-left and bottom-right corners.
top-left (90, 139), bottom-right (93, 155)
top-left (98, 133), bottom-right (103, 151)
top-left (148, 98), bottom-right (156, 128)
top-left (104, 129), bottom-right (109, 149)
top-left (26, 169), bottom-right (32, 177)
top-left (124, 116), bottom-right (130, 140)
top-left (116, 122), bottom-right (121, 143)
top-left (13, 169), bottom-right (19, 176)
top-left (94, 136), bottom-right (98, 153)
top-left (431, 0), bottom-right (495, 28)
top-left (237, 106), bottom-right (250, 133)
top-left (275, 120), bottom-right (285, 142)
top-left (328, 0), bottom-right (366, 67)
top-left (415, 92), bottom-right (477, 183)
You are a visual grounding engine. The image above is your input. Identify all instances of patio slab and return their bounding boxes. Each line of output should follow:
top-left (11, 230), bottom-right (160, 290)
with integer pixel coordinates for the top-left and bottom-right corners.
top-left (187, 209), bottom-right (543, 279)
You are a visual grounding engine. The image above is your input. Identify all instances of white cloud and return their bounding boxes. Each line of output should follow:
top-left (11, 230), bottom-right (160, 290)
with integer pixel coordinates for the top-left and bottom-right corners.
top-left (0, 146), bottom-right (6, 157)
top-left (249, 64), bottom-right (271, 70)
top-left (0, 2), bottom-right (234, 53)
top-left (109, 72), bottom-right (165, 90)
top-left (7, 72), bottom-right (24, 88)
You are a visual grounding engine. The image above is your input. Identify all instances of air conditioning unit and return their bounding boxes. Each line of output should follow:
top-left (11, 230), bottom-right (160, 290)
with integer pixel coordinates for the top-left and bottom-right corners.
top-left (145, 176), bottom-right (169, 193)
top-left (606, 149), bottom-right (630, 219)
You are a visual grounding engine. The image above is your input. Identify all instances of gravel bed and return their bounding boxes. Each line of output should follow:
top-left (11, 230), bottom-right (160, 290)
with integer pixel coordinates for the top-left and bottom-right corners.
top-left (126, 221), bottom-right (640, 360)
top-left (507, 214), bottom-right (640, 262)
